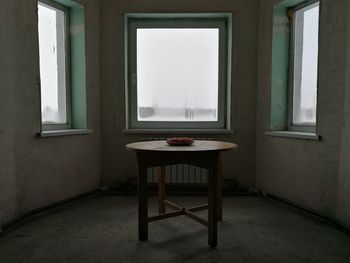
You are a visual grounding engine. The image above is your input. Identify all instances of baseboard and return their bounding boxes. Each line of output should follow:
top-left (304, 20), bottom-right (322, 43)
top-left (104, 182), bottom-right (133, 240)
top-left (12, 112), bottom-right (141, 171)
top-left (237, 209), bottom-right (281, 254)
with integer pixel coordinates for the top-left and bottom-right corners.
top-left (0, 189), bottom-right (101, 235)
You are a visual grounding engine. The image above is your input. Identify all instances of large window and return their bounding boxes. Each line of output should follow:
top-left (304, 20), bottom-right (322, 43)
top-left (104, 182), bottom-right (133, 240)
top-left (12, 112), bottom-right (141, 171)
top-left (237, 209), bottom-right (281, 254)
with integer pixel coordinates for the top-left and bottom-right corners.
top-left (289, 1), bottom-right (319, 131)
top-left (125, 14), bottom-right (232, 131)
top-left (38, 0), bottom-right (70, 130)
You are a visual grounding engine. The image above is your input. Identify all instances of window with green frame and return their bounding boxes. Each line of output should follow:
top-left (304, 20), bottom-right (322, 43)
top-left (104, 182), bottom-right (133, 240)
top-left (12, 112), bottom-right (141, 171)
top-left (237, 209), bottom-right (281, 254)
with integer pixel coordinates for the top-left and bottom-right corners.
top-left (124, 13), bottom-right (232, 131)
top-left (37, 0), bottom-right (87, 132)
top-left (270, 0), bottom-right (320, 133)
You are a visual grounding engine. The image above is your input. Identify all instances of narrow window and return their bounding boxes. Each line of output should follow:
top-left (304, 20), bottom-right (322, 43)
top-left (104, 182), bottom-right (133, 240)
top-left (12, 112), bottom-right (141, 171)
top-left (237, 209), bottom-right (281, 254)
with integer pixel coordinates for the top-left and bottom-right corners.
top-left (125, 14), bottom-right (232, 131)
top-left (38, 0), bottom-right (70, 130)
top-left (289, 1), bottom-right (319, 131)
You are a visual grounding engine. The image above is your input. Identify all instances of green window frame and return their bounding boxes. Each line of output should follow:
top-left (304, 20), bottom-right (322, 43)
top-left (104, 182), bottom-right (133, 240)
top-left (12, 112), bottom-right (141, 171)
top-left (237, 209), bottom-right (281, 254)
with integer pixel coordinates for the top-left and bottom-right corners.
top-left (124, 13), bottom-right (232, 132)
top-left (270, 0), bottom-right (319, 133)
top-left (37, 0), bottom-right (87, 132)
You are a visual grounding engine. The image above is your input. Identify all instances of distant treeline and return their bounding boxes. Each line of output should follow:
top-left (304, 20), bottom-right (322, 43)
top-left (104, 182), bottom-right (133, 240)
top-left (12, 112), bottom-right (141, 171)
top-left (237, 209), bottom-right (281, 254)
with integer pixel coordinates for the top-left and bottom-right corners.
top-left (139, 106), bottom-right (216, 120)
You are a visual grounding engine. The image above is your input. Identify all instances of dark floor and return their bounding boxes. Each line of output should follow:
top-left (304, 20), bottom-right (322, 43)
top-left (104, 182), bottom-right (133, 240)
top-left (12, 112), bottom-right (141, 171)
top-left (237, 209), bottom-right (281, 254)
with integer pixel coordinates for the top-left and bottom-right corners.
top-left (0, 195), bottom-right (349, 263)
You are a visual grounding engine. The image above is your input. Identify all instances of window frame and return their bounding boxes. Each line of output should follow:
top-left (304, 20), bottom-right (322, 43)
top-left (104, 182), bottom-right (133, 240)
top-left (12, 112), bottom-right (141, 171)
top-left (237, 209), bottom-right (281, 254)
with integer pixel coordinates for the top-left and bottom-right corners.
top-left (124, 13), bottom-right (232, 132)
top-left (38, 0), bottom-right (72, 131)
top-left (287, 0), bottom-right (319, 133)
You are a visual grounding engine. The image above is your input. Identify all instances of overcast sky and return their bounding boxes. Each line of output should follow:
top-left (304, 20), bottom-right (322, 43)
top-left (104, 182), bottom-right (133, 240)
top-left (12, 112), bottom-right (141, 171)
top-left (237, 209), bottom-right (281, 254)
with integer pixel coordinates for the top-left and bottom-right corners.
top-left (137, 28), bottom-right (219, 110)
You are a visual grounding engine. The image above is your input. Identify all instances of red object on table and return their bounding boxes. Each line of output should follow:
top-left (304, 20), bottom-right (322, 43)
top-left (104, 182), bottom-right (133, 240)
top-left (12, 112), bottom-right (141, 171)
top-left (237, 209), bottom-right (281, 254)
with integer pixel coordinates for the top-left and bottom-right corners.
top-left (166, 137), bottom-right (194, 146)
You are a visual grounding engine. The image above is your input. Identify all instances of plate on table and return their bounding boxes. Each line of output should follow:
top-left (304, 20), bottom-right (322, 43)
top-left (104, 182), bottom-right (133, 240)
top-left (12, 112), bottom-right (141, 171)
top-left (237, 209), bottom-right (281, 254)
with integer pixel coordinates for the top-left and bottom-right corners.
top-left (166, 137), bottom-right (194, 146)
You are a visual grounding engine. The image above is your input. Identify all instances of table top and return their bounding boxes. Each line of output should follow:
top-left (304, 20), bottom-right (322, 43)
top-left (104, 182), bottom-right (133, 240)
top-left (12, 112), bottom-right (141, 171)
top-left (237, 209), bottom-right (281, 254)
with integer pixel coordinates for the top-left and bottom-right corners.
top-left (126, 140), bottom-right (238, 152)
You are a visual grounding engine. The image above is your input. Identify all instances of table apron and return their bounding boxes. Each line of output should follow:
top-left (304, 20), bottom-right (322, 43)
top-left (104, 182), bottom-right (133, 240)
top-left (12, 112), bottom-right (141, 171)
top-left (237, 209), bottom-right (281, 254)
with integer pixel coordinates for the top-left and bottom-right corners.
top-left (136, 151), bottom-right (220, 169)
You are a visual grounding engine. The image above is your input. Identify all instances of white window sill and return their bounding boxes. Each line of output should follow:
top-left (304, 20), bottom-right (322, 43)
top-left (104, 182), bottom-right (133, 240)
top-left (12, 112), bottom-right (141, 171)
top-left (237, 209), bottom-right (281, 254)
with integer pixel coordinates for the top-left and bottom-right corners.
top-left (265, 131), bottom-right (321, 141)
top-left (122, 129), bottom-right (234, 134)
top-left (39, 129), bottom-right (93, 138)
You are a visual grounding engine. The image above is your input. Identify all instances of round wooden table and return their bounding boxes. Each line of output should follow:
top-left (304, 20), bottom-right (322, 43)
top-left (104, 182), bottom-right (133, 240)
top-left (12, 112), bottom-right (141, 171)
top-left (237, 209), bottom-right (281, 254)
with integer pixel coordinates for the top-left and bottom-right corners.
top-left (126, 140), bottom-right (238, 248)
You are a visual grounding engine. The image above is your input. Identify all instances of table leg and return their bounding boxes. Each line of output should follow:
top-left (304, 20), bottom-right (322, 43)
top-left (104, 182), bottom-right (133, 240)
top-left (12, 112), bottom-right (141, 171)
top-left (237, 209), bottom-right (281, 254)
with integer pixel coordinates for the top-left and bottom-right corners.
top-left (138, 163), bottom-right (148, 241)
top-left (217, 157), bottom-right (223, 221)
top-left (156, 166), bottom-right (166, 214)
top-left (208, 161), bottom-right (218, 248)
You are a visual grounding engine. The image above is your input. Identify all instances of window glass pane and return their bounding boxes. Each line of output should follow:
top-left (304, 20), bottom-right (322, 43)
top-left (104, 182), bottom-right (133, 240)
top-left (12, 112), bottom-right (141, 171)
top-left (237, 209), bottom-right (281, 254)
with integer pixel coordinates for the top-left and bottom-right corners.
top-left (292, 3), bottom-right (319, 126)
top-left (137, 28), bottom-right (219, 122)
top-left (38, 3), bottom-right (67, 124)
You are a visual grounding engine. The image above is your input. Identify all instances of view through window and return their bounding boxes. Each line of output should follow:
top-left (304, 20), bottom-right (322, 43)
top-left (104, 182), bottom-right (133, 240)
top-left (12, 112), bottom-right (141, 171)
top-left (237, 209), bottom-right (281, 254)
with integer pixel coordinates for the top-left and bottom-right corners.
top-left (38, 1), bottom-right (68, 126)
top-left (137, 28), bottom-right (219, 122)
top-left (291, 1), bottom-right (319, 127)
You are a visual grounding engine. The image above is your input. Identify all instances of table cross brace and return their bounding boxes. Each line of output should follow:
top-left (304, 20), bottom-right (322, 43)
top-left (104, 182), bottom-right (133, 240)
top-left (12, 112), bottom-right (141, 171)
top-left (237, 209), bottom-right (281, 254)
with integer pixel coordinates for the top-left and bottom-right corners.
top-left (148, 199), bottom-right (209, 227)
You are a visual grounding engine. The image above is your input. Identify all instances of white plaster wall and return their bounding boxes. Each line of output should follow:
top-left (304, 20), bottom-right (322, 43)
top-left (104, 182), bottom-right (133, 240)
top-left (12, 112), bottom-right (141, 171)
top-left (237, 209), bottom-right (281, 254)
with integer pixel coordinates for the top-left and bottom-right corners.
top-left (256, 0), bottom-right (350, 226)
top-left (0, 0), bottom-right (101, 226)
top-left (100, 0), bottom-right (259, 189)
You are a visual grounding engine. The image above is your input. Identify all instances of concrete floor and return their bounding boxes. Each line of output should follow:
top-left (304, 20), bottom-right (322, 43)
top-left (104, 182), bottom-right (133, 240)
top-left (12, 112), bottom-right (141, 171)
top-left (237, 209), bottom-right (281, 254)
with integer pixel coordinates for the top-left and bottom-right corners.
top-left (0, 195), bottom-right (349, 263)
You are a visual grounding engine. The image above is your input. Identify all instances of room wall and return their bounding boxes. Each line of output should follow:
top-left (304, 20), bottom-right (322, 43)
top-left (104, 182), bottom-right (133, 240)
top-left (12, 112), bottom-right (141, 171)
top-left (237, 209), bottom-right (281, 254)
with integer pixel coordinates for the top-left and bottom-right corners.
top-left (336, 0), bottom-right (350, 226)
top-left (3, 0), bottom-right (348, 231)
top-left (0, 0), bottom-right (101, 226)
top-left (256, 0), bottom-right (350, 226)
top-left (100, 0), bottom-right (259, 188)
